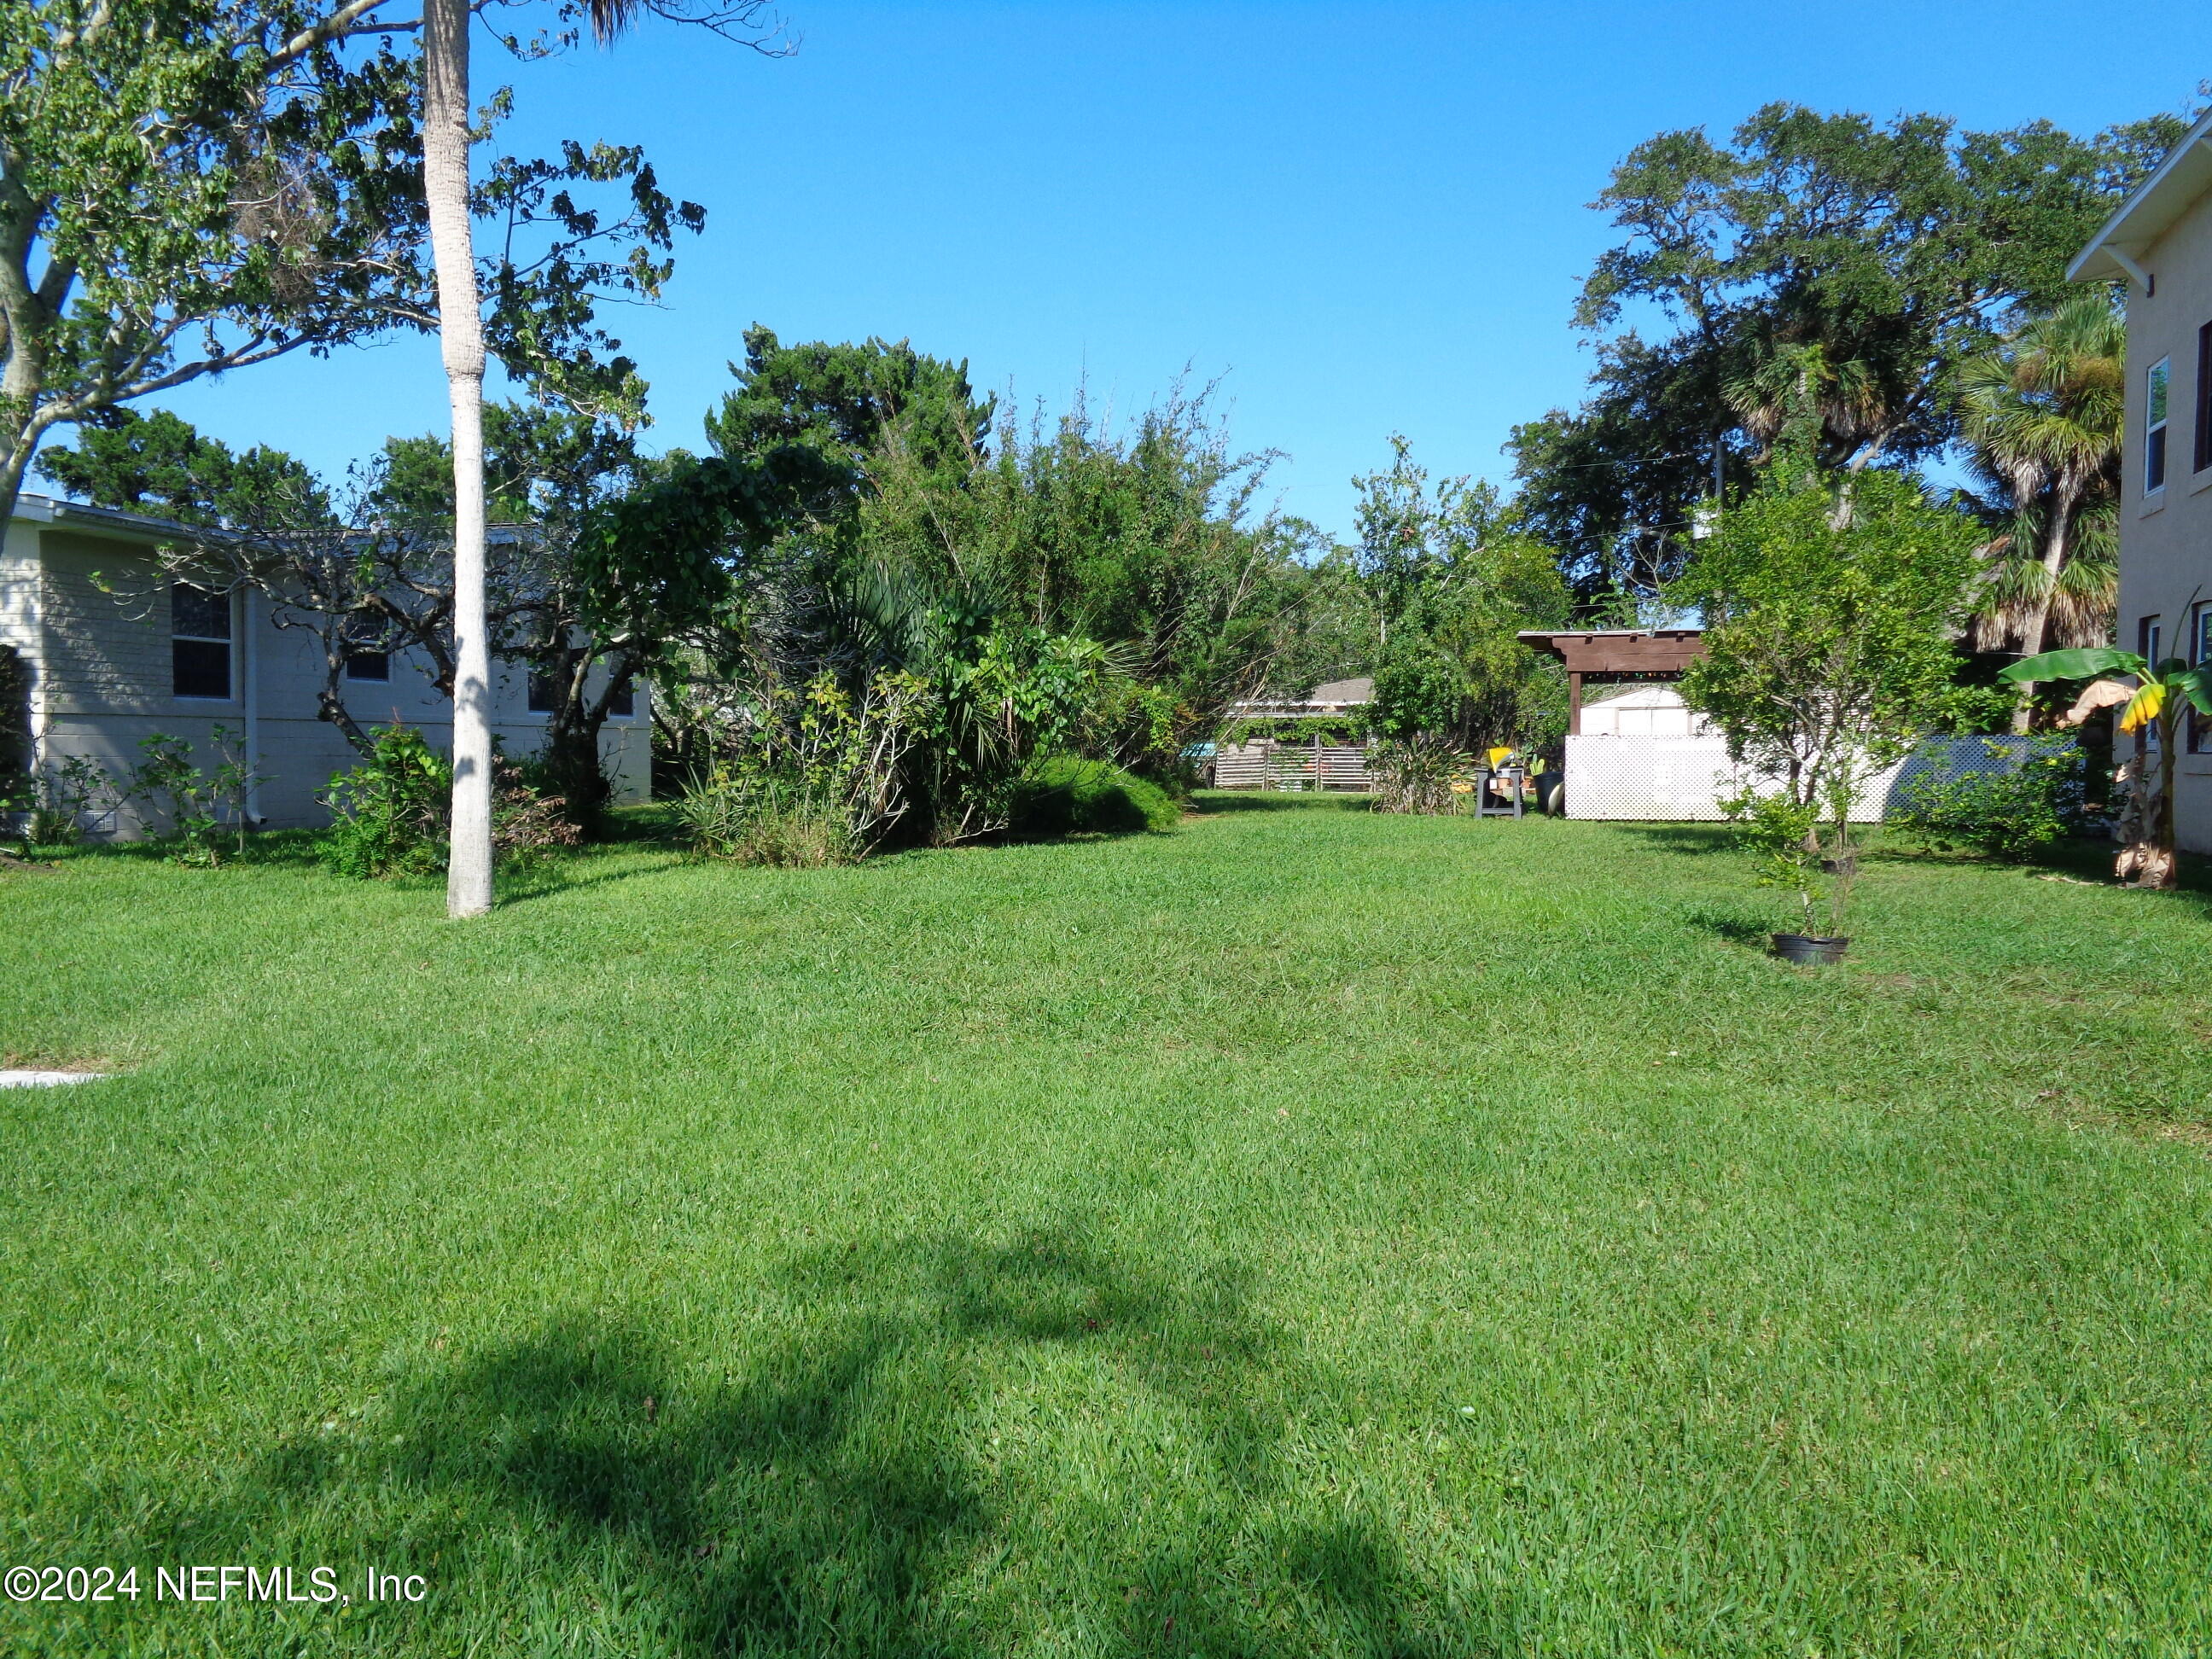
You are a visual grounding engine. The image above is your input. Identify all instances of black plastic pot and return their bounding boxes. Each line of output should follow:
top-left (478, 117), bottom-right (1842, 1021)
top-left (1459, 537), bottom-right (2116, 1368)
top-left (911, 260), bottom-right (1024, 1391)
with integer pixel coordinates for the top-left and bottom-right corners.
top-left (1534, 773), bottom-right (1564, 815)
top-left (1772, 932), bottom-right (1850, 965)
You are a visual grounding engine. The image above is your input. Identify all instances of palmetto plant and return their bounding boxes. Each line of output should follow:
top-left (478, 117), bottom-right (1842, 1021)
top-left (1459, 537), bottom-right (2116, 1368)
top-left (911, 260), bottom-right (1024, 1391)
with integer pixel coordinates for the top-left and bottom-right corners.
top-left (2000, 647), bottom-right (2212, 888)
top-left (1959, 296), bottom-right (2127, 732)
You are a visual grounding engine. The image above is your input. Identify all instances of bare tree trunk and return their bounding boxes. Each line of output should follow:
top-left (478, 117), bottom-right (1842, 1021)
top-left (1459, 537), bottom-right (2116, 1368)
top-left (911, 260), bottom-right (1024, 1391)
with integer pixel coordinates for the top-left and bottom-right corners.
top-left (422, 0), bottom-right (493, 917)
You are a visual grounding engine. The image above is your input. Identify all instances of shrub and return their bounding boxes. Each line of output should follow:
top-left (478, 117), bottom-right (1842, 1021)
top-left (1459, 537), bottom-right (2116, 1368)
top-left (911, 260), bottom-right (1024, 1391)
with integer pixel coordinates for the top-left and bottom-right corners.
top-left (321, 727), bottom-right (585, 879)
top-left (675, 767), bottom-right (859, 867)
top-left (492, 760), bottom-right (585, 868)
top-left (1368, 734), bottom-right (1460, 815)
top-left (318, 725), bottom-right (451, 879)
top-left (1010, 756), bottom-right (1179, 838)
top-left (1892, 742), bottom-right (2084, 863)
top-left (125, 727), bottom-right (260, 865)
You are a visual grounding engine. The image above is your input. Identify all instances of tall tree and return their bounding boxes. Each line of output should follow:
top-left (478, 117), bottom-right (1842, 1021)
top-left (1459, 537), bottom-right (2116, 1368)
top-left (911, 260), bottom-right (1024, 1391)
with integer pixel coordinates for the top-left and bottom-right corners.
top-left (1509, 102), bottom-right (2186, 603)
top-left (0, 1), bottom-right (689, 533)
top-left (37, 407), bottom-right (331, 527)
top-left (706, 326), bottom-right (994, 495)
top-left (1957, 294), bottom-right (2127, 731)
top-left (423, 0), bottom-right (780, 917)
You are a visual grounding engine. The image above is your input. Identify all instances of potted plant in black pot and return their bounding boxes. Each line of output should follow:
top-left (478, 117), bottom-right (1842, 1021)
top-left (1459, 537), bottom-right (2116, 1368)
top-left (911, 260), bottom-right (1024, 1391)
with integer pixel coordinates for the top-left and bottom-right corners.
top-left (1723, 784), bottom-right (1855, 963)
top-left (1673, 456), bottom-right (1987, 966)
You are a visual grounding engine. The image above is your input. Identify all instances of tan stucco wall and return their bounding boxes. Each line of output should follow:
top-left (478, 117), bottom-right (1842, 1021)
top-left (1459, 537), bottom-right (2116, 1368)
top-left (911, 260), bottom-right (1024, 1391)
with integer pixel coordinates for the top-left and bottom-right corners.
top-left (2116, 189), bottom-right (2212, 853)
top-left (8, 524), bottom-right (651, 836)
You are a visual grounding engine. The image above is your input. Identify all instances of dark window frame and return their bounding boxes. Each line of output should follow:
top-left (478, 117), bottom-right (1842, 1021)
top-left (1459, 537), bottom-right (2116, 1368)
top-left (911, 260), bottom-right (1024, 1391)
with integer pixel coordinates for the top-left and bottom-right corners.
top-left (170, 584), bottom-right (233, 701)
top-left (2147, 356), bottom-right (2171, 493)
top-left (2192, 604), bottom-right (2212, 754)
top-left (2140, 614), bottom-right (2164, 752)
top-left (2196, 323), bottom-right (2212, 474)
top-left (341, 617), bottom-right (391, 683)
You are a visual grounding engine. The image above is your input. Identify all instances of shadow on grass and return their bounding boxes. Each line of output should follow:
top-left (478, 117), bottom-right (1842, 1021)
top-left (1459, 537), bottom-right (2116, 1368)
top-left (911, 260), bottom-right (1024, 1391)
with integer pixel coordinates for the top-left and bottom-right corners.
top-left (1679, 906), bottom-right (1773, 948)
top-left (1608, 822), bottom-right (1738, 858)
top-left (1185, 791), bottom-right (1373, 815)
top-left (148, 1228), bottom-right (1452, 1656)
top-left (494, 851), bottom-right (691, 906)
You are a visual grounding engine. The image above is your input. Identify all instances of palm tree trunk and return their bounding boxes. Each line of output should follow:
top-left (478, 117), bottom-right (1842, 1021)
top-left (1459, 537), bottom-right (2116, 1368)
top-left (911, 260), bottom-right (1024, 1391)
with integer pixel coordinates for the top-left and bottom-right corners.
top-left (2008, 507), bottom-right (2074, 736)
top-left (422, 0), bottom-right (493, 917)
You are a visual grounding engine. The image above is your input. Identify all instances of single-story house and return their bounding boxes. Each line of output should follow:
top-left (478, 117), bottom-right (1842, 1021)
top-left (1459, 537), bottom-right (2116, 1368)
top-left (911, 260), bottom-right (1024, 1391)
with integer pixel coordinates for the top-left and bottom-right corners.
top-left (1225, 676), bottom-right (1373, 722)
top-left (1, 491), bottom-right (649, 837)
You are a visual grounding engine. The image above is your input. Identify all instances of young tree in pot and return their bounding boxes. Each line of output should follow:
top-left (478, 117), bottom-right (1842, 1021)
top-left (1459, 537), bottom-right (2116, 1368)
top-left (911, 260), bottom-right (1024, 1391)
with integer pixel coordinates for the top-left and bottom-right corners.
top-left (1996, 647), bottom-right (2212, 888)
top-left (1678, 469), bottom-right (1983, 960)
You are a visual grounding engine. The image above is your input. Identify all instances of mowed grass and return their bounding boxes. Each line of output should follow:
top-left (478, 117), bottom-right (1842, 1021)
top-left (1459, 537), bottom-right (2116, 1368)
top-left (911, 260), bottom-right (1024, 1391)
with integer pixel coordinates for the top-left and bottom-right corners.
top-left (3, 797), bottom-right (2211, 1657)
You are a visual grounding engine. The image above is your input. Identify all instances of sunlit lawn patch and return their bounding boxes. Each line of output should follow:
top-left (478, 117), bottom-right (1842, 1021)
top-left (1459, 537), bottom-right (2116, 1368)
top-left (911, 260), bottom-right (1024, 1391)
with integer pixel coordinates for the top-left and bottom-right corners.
top-left (3, 799), bottom-right (2209, 1655)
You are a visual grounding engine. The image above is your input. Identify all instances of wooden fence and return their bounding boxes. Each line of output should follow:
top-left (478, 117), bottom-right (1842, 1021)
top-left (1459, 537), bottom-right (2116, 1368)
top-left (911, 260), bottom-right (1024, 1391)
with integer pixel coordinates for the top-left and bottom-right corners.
top-left (1211, 739), bottom-right (1373, 791)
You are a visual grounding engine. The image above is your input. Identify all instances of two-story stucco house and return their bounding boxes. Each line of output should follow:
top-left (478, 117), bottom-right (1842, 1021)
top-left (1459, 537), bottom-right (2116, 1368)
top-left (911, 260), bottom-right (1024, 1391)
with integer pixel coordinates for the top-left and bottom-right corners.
top-left (0, 491), bottom-right (649, 836)
top-left (2073, 108), bottom-right (2212, 853)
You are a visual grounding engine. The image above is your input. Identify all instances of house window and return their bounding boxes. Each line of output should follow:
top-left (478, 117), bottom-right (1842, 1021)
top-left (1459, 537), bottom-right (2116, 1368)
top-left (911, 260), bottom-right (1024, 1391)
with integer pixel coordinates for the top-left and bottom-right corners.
top-left (342, 619), bottom-right (390, 683)
top-left (2193, 604), bottom-right (2212, 754)
top-left (527, 670), bottom-right (559, 714)
top-left (2147, 356), bottom-right (2171, 492)
top-left (171, 584), bottom-right (232, 700)
top-left (606, 678), bottom-right (634, 719)
top-left (2197, 324), bottom-right (2212, 474)
top-left (2139, 614), bottom-right (2163, 751)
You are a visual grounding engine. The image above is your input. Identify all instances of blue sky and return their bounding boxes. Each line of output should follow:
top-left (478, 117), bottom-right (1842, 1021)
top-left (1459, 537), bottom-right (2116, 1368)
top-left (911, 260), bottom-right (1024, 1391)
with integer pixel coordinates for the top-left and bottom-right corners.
top-left (148, 0), bottom-right (2212, 542)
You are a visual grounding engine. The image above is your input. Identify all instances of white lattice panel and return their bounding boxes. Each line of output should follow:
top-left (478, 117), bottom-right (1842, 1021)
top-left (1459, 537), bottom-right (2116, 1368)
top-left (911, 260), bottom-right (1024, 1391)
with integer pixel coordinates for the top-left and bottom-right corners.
top-left (1563, 735), bottom-right (2068, 822)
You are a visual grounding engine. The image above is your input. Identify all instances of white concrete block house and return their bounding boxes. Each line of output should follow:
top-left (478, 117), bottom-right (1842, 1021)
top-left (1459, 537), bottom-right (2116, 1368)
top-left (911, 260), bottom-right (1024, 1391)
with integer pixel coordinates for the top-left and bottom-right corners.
top-left (0, 492), bottom-right (649, 836)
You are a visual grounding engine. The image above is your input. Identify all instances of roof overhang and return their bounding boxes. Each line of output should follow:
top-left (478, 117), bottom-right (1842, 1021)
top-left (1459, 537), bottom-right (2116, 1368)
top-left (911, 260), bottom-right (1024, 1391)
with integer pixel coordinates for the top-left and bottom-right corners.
top-left (9, 491), bottom-right (205, 547)
top-left (2070, 108), bottom-right (2212, 287)
top-left (1517, 627), bottom-right (1707, 677)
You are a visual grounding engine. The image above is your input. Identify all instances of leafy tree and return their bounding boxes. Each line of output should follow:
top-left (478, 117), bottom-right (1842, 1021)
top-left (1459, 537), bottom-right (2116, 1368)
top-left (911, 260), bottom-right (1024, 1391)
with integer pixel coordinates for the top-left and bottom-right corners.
top-left (0, 1), bottom-right (705, 530)
top-left (853, 382), bottom-right (1307, 774)
top-left (1353, 437), bottom-right (1572, 760)
top-left (705, 326), bottom-right (995, 504)
top-left (1678, 467), bottom-right (1987, 930)
top-left (1255, 527), bottom-right (1374, 699)
top-left (1510, 102), bottom-right (2186, 603)
top-left (1957, 294), bottom-right (2127, 729)
top-left (37, 407), bottom-right (331, 527)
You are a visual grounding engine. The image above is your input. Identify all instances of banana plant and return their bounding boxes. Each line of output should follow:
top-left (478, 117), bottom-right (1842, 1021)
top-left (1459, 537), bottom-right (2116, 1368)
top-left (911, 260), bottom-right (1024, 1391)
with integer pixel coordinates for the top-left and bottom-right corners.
top-left (2000, 648), bottom-right (2212, 888)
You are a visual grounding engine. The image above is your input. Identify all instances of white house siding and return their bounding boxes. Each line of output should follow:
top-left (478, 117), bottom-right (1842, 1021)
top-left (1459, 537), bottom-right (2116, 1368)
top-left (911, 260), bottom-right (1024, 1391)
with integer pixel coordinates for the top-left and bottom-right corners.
top-left (1, 519), bottom-right (40, 667)
top-left (9, 514), bottom-right (650, 836)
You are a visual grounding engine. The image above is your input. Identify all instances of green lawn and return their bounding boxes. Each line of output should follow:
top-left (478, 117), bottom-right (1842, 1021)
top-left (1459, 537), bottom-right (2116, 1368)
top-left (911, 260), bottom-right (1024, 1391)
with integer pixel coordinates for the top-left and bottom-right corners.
top-left (3, 798), bottom-right (2210, 1656)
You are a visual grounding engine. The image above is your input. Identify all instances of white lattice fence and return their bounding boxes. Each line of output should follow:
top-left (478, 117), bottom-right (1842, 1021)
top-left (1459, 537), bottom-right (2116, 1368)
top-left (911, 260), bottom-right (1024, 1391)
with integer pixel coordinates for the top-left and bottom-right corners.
top-left (1563, 735), bottom-right (2068, 822)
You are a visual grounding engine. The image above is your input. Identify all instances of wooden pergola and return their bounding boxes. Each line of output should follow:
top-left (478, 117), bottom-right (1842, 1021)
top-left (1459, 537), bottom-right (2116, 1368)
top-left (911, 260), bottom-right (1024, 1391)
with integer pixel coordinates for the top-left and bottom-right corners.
top-left (1516, 628), bottom-right (1707, 735)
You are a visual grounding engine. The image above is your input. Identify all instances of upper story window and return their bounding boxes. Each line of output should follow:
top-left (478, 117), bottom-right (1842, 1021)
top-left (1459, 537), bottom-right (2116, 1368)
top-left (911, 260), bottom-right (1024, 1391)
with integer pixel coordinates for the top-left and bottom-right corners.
top-left (2146, 356), bottom-right (2171, 492)
top-left (342, 618), bottom-right (390, 683)
top-left (171, 584), bottom-right (232, 700)
top-left (526, 670), bottom-right (559, 714)
top-left (606, 678), bottom-right (635, 719)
